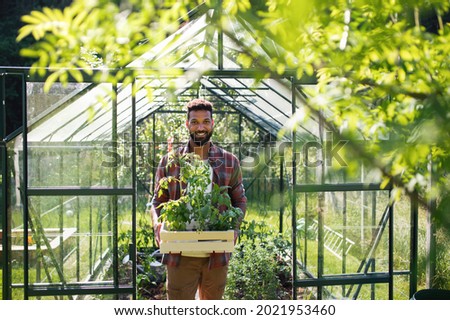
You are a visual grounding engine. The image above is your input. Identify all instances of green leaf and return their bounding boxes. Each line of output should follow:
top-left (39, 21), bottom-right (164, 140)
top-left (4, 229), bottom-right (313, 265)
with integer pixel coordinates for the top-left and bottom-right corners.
top-left (43, 72), bottom-right (61, 93)
top-left (18, 48), bottom-right (41, 58)
top-left (380, 176), bottom-right (391, 190)
top-left (68, 68), bottom-right (84, 83)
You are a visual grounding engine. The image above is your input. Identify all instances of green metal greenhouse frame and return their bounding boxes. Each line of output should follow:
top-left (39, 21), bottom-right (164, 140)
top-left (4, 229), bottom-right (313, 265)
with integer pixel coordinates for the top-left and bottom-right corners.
top-left (0, 3), bottom-right (419, 300)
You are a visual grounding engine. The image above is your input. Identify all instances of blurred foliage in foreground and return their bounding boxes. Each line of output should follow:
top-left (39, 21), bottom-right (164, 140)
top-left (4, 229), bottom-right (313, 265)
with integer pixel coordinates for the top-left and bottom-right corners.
top-left (16, 0), bottom-right (450, 231)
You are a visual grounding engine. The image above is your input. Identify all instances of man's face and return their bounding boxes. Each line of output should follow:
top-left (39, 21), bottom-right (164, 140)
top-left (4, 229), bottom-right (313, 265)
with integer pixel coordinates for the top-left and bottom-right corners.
top-left (186, 110), bottom-right (214, 146)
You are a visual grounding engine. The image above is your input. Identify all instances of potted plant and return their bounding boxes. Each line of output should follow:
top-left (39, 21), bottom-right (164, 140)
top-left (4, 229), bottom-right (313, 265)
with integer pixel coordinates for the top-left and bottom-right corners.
top-left (157, 152), bottom-right (243, 254)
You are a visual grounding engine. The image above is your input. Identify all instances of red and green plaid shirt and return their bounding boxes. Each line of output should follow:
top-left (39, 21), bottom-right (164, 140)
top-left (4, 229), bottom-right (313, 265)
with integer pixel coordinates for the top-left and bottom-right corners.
top-left (151, 142), bottom-right (247, 269)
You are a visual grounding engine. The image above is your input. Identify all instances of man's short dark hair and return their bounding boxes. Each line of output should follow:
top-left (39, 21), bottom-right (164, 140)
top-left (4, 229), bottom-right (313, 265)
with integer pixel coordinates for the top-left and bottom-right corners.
top-left (186, 99), bottom-right (213, 119)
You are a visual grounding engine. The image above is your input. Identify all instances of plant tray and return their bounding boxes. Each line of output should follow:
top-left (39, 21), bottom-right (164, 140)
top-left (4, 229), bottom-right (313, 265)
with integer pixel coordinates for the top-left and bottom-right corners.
top-left (159, 229), bottom-right (235, 254)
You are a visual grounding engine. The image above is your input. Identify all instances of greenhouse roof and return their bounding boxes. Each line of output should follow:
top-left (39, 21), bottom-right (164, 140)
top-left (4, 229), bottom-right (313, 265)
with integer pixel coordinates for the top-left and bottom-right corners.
top-left (27, 5), bottom-right (319, 143)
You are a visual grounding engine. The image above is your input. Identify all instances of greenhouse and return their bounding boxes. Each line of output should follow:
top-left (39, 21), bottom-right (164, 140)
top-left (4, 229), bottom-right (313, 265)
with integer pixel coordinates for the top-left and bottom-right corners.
top-left (1, 2), bottom-right (449, 300)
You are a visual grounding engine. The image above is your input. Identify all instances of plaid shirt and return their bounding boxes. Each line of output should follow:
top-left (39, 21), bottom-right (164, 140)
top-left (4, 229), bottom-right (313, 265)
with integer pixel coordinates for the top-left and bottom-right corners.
top-left (151, 142), bottom-right (247, 269)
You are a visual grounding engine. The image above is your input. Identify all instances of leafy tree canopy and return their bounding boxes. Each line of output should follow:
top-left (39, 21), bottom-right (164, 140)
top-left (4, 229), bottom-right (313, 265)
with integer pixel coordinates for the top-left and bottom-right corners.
top-left (16, 0), bottom-right (450, 228)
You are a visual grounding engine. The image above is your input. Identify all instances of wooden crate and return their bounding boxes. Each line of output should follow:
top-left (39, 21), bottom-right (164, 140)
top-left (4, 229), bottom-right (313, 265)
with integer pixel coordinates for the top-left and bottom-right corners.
top-left (159, 229), bottom-right (235, 254)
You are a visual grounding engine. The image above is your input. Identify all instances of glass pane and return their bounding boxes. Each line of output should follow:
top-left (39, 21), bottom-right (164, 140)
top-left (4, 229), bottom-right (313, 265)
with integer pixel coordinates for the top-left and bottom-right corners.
top-left (393, 274), bottom-right (412, 300)
top-left (394, 196), bottom-right (412, 272)
top-left (297, 191), bottom-right (391, 278)
top-left (323, 191), bottom-right (391, 275)
top-left (297, 283), bottom-right (390, 300)
top-left (28, 293), bottom-right (132, 300)
top-left (27, 143), bottom-right (132, 188)
top-left (344, 283), bottom-right (390, 300)
top-left (6, 138), bottom-right (25, 299)
top-left (27, 195), bottom-right (133, 288)
top-left (27, 82), bottom-right (91, 125)
top-left (27, 82), bottom-right (133, 188)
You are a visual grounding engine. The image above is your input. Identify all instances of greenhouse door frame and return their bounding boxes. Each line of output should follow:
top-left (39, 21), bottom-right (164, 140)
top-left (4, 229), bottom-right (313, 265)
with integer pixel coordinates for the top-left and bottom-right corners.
top-left (1, 72), bottom-right (27, 300)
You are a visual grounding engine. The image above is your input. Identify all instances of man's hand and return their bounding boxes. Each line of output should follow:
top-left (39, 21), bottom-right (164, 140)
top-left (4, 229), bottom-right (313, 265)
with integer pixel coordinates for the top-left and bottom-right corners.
top-left (154, 222), bottom-right (162, 247)
top-left (234, 230), bottom-right (239, 245)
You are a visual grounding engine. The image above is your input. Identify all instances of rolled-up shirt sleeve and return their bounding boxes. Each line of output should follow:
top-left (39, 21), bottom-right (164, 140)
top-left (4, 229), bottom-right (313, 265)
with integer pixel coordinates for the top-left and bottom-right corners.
top-left (229, 158), bottom-right (247, 225)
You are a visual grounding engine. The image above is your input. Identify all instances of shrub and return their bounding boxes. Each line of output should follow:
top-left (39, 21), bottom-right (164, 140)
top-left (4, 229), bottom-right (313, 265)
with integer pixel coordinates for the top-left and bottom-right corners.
top-left (224, 221), bottom-right (292, 300)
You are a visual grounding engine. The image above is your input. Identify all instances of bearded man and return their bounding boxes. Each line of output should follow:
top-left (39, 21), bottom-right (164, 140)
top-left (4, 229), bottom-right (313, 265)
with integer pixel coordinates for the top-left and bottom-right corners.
top-left (150, 98), bottom-right (246, 300)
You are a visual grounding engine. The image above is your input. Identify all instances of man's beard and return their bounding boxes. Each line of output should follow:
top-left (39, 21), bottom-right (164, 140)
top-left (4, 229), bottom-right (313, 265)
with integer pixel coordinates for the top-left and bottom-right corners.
top-left (190, 130), bottom-right (213, 146)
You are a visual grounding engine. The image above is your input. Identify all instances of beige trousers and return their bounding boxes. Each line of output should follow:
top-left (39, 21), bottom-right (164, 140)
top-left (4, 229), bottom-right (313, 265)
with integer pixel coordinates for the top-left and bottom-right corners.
top-left (166, 256), bottom-right (228, 300)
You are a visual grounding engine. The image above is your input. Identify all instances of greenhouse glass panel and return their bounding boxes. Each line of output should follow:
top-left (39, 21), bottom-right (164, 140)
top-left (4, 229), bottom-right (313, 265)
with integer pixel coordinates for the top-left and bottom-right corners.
top-left (26, 195), bottom-right (133, 288)
top-left (129, 7), bottom-right (265, 71)
top-left (128, 11), bottom-right (210, 69)
top-left (321, 191), bottom-right (391, 276)
top-left (297, 283), bottom-right (390, 300)
top-left (26, 82), bottom-right (91, 126)
top-left (393, 274), bottom-right (413, 300)
top-left (27, 82), bottom-right (133, 142)
top-left (295, 141), bottom-right (378, 186)
top-left (4, 138), bottom-right (24, 299)
top-left (21, 78), bottom-right (137, 299)
top-left (26, 82), bottom-right (134, 188)
top-left (296, 190), bottom-right (393, 279)
top-left (345, 283), bottom-right (391, 300)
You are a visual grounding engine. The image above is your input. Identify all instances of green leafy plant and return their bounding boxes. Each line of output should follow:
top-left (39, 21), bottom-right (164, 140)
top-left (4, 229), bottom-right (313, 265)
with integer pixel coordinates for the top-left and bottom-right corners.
top-left (225, 221), bottom-right (292, 300)
top-left (158, 152), bottom-right (243, 231)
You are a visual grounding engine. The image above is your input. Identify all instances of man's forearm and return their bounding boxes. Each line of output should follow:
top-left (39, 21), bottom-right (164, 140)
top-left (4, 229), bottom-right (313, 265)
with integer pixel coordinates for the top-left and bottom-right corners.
top-left (150, 203), bottom-right (160, 230)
